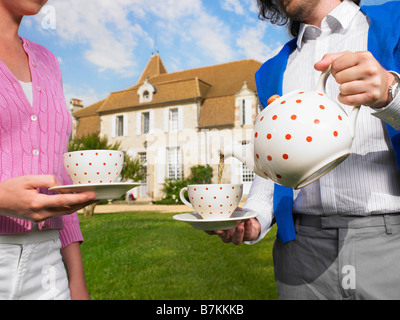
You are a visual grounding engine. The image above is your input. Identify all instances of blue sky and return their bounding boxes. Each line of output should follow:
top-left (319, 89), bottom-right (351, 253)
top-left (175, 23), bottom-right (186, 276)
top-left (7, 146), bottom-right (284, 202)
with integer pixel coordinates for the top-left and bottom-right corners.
top-left (19, 0), bottom-right (391, 108)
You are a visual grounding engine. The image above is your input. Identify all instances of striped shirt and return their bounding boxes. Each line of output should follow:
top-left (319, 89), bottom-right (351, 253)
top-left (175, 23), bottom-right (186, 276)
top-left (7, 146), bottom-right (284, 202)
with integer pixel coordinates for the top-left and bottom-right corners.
top-left (244, 1), bottom-right (400, 239)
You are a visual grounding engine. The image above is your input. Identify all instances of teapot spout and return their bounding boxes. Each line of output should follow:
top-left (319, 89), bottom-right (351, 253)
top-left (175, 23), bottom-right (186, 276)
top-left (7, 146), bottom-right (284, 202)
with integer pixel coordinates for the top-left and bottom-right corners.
top-left (221, 143), bottom-right (257, 173)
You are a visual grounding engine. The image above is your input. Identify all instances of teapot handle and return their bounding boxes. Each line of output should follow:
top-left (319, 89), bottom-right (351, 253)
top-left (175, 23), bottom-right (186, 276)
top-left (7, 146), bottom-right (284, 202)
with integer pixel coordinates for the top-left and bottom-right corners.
top-left (316, 65), bottom-right (332, 93)
top-left (316, 65), bottom-right (360, 137)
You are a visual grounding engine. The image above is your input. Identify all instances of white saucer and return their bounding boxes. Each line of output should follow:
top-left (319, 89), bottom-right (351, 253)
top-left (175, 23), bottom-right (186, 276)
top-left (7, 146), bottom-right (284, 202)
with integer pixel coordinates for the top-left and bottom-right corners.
top-left (49, 182), bottom-right (141, 200)
top-left (173, 210), bottom-right (258, 231)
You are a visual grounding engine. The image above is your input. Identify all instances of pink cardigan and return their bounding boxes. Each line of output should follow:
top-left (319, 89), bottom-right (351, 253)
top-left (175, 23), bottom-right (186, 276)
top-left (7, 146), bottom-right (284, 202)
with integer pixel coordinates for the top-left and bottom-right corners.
top-left (0, 37), bottom-right (83, 248)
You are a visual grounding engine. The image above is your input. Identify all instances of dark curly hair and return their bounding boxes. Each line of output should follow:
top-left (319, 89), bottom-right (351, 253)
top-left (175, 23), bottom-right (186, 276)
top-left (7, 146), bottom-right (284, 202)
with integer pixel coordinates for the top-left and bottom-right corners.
top-left (257, 0), bottom-right (361, 38)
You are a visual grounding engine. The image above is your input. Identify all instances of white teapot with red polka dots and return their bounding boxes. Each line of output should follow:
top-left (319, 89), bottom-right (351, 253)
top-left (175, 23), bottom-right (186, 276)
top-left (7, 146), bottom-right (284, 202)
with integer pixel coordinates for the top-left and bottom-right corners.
top-left (224, 67), bottom-right (360, 189)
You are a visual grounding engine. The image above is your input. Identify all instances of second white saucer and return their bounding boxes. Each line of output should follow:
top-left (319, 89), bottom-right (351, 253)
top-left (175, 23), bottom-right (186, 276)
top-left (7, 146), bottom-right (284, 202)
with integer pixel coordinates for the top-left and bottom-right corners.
top-left (173, 210), bottom-right (258, 231)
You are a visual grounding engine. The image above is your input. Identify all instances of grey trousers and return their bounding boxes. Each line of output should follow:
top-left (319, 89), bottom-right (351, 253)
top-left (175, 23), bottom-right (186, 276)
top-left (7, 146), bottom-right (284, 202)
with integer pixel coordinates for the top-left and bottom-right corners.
top-left (273, 213), bottom-right (400, 300)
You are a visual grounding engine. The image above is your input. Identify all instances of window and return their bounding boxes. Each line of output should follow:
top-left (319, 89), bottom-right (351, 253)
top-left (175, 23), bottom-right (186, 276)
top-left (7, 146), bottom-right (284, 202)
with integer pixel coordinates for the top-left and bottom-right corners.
top-left (167, 147), bottom-right (182, 180)
top-left (137, 111), bottom-right (153, 136)
top-left (112, 114), bottom-right (128, 138)
top-left (169, 108), bottom-right (179, 132)
top-left (242, 164), bottom-right (255, 182)
top-left (241, 100), bottom-right (247, 126)
top-left (139, 153), bottom-right (148, 197)
top-left (142, 112), bottom-right (150, 134)
top-left (116, 115), bottom-right (124, 137)
top-left (138, 78), bottom-right (156, 103)
top-left (164, 107), bottom-right (183, 133)
top-left (241, 141), bottom-right (254, 182)
top-left (139, 153), bottom-right (147, 183)
top-left (240, 99), bottom-right (253, 126)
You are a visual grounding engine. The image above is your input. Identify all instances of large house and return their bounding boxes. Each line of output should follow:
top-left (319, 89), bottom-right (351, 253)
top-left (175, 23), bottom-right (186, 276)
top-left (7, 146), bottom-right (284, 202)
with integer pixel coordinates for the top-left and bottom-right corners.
top-left (72, 54), bottom-right (262, 200)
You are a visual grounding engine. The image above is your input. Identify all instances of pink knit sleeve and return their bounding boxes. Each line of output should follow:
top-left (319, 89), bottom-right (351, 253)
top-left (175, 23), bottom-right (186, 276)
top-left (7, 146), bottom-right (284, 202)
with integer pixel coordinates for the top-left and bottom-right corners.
top-left (59, 212), bottom-right (84, 249)
top-left (58, 147), bottom-right (84, 248)
top-left (46, 47), bottom-right (85, 249)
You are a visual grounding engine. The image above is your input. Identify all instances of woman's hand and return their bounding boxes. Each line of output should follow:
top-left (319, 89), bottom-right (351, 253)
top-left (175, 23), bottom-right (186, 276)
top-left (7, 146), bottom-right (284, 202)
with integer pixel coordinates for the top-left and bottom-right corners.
top-left (0, 175), bottom-right (96, 222)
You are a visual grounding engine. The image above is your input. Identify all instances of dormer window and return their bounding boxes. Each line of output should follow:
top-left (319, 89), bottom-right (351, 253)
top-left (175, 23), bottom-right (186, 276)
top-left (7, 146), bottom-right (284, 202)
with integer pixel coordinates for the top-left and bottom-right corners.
top-left (138, 77), bottom-right (156, 103)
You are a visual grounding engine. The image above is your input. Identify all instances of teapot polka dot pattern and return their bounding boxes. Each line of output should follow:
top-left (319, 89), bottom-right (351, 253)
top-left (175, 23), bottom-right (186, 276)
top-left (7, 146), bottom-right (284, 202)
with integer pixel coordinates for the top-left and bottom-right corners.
top-left (253, 89), bottom-right (358, 188)
top-left (223, 67), bottom-right (360, 189)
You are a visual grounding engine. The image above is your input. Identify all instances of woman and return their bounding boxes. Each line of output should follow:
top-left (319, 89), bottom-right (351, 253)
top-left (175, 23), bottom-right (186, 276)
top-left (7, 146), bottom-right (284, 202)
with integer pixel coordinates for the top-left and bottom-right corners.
top-left (0, 0), bottom-right (96, 300)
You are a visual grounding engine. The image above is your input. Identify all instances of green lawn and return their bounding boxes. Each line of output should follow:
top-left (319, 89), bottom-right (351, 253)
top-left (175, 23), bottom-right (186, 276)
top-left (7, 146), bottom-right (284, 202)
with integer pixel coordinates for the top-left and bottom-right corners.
top-left (79, 211), bottom-right (278, 300)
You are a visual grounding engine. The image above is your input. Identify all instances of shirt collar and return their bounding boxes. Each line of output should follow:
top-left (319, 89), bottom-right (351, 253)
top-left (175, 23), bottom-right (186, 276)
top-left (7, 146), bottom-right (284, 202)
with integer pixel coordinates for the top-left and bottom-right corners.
top-left (296, 0), bottom-right (361, 48)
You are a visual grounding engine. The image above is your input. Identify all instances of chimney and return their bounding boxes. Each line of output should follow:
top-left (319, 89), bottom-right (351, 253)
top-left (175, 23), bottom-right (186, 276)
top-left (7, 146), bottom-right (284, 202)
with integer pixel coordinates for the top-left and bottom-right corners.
top-left (69, 98), bottom-right (83, 115)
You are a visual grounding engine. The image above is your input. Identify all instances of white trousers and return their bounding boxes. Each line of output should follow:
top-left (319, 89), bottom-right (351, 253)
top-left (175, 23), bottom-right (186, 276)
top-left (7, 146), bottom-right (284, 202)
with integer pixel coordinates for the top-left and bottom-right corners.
top-left (0, 228), bottom-right (70, 300)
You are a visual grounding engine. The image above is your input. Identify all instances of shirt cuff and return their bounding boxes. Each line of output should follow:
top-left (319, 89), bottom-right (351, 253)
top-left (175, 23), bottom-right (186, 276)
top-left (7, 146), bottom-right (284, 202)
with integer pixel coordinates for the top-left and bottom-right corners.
top-left (243, 198), bottom-right (274, 245)
top-left (59, 212), bottom-right (84, 249)
top-left (371, 78), bottom-right (400, 130)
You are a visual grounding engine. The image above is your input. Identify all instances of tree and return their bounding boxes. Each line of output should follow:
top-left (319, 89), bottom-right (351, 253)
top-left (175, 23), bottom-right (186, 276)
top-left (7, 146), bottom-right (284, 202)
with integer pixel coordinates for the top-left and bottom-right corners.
top-left (156, 178), bottom-right (187, 205)
top-left (68, 132), bottom-right (121, 152)
top-left (68, 132), bottom-right (146, 216)
top-left (187, 165), bottom-right (213, 184)
top-left (156, 165), bottom-right (214, 205)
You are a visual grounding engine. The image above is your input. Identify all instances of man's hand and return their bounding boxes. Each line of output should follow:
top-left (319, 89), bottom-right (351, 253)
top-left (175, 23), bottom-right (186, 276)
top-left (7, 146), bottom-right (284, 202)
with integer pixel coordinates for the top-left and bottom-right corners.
top-left (0, 175), bottom-right (97, 222)
top-left (315, 51), bottom-right (395, 108)
top-left (207, 217), bottom-right (261, 245)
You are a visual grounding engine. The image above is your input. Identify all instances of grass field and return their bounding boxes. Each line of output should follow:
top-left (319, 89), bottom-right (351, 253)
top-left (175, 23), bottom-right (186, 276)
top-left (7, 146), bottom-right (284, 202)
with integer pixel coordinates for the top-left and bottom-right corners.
top-left (79, 211), bottom-right (278, 300)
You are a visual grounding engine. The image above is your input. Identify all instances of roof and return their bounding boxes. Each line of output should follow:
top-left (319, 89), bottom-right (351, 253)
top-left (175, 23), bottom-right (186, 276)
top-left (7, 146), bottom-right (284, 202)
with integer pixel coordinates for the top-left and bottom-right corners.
top-left (74, 99), bottom-right (103, 138)
top-left (137, 54), bottom-right (167, 84)
top-left (74, 55), bottom-right (261, 129)
top-left (147, 58), bottom-right (261, 99)
top-left (75, 115), bottom-right (100, 138)
top-left (74, 99), bottom-right (105, 118)
top-left (96, 77), bottom-right (211, 113)
top-left (198, 96), bottom-right (236, 128)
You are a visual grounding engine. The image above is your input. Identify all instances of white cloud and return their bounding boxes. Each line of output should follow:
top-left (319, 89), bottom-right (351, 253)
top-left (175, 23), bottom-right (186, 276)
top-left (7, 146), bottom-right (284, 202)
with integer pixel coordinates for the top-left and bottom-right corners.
top-left (33, 0), bottom-right (286, 103)
top-left (189, 12), bottom-right (235, 63)
top-left (37, 0), bottom-right (152, 77)
top-left (146, 0), bottom-right (202, 20)
top-left (236, 22), bottom-right (283, 62)
top-left (37, 0), bottom-right (236, 75)
top-left (246, 0), bottom-right (260, 15)
top-left (63, 83), bottom-right (106, 108)
top-left (221, 0), bottom-right (245, 15)
top-left (143, 0), bottom-right (236, 64)
top-left (35, 0), bottom-right (279, 75)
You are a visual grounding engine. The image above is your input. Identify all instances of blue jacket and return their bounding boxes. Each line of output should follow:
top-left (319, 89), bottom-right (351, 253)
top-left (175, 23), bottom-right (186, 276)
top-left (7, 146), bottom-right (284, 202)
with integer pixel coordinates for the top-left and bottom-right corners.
top-left (255, 2), bottom-right (400, 243)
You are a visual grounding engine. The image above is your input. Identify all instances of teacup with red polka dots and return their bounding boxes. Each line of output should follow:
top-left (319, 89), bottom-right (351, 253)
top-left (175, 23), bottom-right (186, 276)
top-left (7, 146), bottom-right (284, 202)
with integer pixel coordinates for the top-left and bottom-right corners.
top-left (179, 184), bottom-right (243, 220)
top-left (63, 150), bottom-right (124, 185)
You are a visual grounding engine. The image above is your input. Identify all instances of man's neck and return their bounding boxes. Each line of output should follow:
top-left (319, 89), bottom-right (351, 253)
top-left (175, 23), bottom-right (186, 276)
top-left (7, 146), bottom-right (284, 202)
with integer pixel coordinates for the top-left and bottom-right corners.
top-left (304, 0), bottom-right (342, 27)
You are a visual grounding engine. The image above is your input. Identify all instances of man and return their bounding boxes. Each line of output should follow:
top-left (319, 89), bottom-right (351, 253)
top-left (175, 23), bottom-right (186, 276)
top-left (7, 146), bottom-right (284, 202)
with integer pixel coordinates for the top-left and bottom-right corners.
top-left (212, 0), bottom-right (400, 299)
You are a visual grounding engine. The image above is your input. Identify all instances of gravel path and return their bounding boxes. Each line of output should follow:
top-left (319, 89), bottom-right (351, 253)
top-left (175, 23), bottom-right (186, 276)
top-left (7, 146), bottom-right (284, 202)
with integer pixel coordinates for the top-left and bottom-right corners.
top-left (79, 199), bottom-right (247, 214)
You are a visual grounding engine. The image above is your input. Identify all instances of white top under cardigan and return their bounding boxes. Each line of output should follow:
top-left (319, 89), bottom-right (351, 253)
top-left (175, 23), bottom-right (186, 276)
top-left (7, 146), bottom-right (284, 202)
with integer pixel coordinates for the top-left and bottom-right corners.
top-left (19, 80), bottom-right (33, 106)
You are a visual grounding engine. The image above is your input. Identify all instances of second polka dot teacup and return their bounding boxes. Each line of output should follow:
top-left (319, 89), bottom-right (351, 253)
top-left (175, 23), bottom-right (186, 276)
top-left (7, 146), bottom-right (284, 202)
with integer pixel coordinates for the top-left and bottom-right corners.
top-left (179, 184), bottom-right (243, 220)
